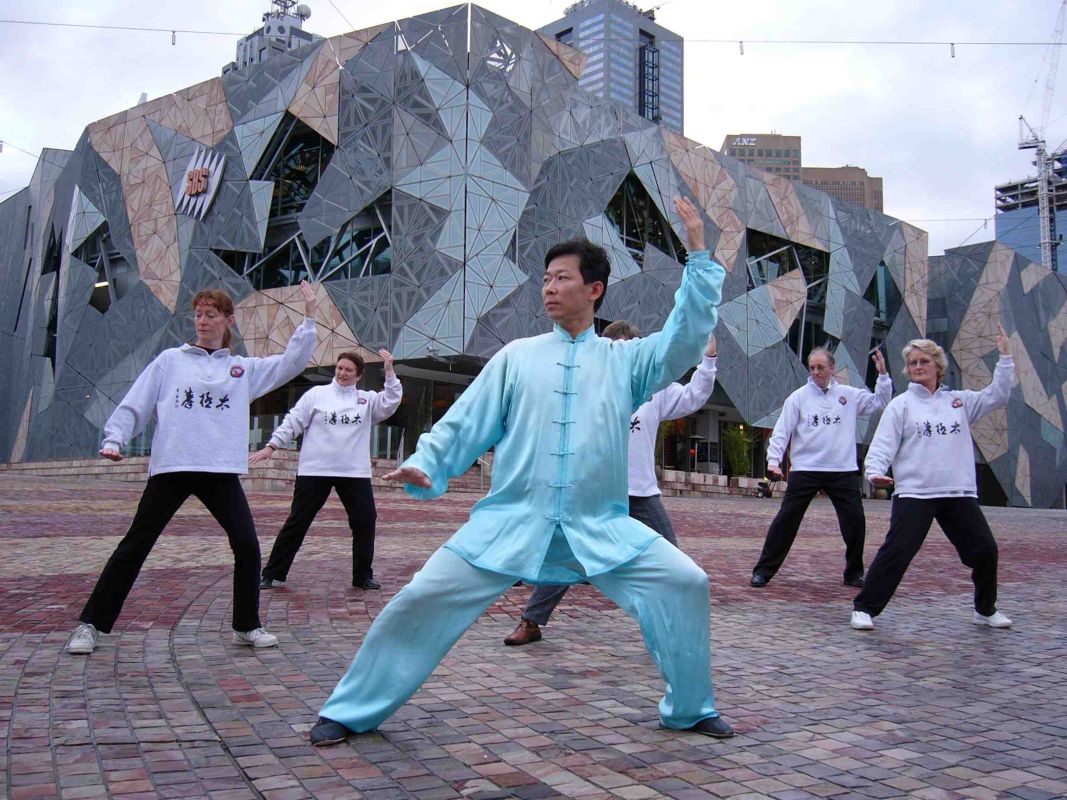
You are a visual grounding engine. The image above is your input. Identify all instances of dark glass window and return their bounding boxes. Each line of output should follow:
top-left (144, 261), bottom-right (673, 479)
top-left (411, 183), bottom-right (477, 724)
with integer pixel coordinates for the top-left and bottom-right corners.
top-left (746, 228), bottom-right (833, 364)
top-left (254, 115), bottom-right (336, 219)
top-left (75, 225), bottom-right (136, 313)
top-left (219, 193), bottom-right (392, 289)
top-left (313, 197), bottom-right (393, 281)
top-left (555, 27), bottom-right (574, 45)
top-left (43, 275), bottom-right (59, 369)
top-left (605, 173), bottom-right (685, 265)
top-left (864, 260), bottom-right (901, 323)
top-left (41, 227), bottom-right (61, 275)
top-left (637, 30), bottom-right (660, 123)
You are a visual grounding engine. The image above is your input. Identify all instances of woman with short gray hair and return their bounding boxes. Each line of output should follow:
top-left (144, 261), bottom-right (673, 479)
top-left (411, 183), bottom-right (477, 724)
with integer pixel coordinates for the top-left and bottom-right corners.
top-left (851, 324), bottom-right (1014, 631)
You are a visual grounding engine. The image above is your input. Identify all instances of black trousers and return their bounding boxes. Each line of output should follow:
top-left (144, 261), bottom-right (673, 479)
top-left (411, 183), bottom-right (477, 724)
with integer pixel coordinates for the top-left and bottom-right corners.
top-left (753, 470), bottom-right (866, 581)
top-left (80, 472), bottom-right (262, 633)
top-left (262, 475), bottom-right (377, 585)
top-left (854, 496), bottom-right (999, 617)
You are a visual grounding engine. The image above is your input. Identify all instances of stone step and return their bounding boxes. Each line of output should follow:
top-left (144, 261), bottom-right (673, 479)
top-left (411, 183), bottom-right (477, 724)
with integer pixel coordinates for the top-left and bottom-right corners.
top-left (0, 453), bottom-right (491, 494)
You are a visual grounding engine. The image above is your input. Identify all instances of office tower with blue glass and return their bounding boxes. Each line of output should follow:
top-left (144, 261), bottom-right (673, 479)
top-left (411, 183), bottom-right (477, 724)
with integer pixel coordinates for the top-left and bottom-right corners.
top-left (540, 0), bottom-right (684, 133)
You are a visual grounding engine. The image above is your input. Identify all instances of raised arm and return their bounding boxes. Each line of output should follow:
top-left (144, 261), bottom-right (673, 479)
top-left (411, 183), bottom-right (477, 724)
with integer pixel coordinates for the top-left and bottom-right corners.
top-left (100, 353), bottom-right (167, 461)
top-left (628, 198), bottom-right (724, 407)
top-left (855, 348), bottom-right (893, 415)
top-left (370, 349), bottom-right (403, 423)
top-left (962, 323), bottom-right (1014, 423)
top-left (247, 280), bottom-right (318, 399)
top-left (386, 348), bottom-right (511, 499)
top-left (656, 338), bottom-right (717, 421)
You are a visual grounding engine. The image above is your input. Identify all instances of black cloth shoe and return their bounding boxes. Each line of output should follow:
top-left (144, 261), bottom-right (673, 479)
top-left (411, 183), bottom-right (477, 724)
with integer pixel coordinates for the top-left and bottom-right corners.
top-left (352, 578), bottom-right (381, 590)
top-left (843, 574), bottom-right (865, 589)
top-left (310, 717), bottom-right (354, 746)
top-left (260, 576), bottom-right (283, 589)
top-left (687, 716), bottom-right (735, 738)
top-left (749, 573), bottom-right (770, 588)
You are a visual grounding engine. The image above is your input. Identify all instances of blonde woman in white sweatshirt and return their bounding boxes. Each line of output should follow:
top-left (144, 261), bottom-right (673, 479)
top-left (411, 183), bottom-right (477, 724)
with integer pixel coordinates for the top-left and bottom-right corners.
top-left (65, 282), bottom-right (318, 655)
top-left (251, 349), bottom-right (402, 590)
top-left (851, 325), bottom-right (1014, 632)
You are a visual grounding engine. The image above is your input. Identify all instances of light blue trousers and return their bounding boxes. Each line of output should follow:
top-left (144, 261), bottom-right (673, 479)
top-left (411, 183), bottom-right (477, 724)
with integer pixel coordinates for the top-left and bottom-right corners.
top-left (319, 536), bottom-right (720, 731)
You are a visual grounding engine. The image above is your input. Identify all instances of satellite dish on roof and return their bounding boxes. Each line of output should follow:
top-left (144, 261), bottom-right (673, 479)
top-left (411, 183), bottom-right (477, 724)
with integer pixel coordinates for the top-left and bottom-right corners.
top-left (296, 4), bottom-right (312, 20)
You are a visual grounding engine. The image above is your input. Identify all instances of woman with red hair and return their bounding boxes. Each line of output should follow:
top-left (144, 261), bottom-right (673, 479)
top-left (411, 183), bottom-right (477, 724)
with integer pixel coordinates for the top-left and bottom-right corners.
top-left (65, 282), bottom-right (318, 654)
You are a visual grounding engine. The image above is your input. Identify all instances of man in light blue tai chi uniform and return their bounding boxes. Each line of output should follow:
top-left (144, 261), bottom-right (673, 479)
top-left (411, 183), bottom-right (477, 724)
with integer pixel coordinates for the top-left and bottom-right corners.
top-left (310, 196), bottom-right (733, 745)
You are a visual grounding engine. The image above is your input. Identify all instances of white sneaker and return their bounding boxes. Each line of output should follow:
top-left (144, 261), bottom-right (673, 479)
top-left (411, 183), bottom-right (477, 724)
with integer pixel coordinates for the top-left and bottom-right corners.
top-left (973, 610), bottom-right (1012, 628)
top-left (850, 611), bottom-right (874, 630)
top-left (233, 628), bottom-right (279, 648)
top-left (66, 623), bottom-right (99, 654)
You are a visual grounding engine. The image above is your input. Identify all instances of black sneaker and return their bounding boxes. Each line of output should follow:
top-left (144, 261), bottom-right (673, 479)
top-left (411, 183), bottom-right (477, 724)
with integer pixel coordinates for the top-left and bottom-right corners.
top-left (352, 578), bottom-right (381, 590)
top-left (260, 576), bottom-right (284, 589)
top-left (749, 573), bottom-right (770, 588)
top-left (686, 716), bottom-right (735, 738)
top-left (309, 717), bottom-right (354, 746)
top-left (843, 574), bottom-right (865, 589)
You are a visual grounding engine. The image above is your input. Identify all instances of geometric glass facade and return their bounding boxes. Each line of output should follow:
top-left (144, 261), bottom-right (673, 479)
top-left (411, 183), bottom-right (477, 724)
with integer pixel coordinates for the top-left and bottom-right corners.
top-left (0, 3), bottom-right (1064, 506)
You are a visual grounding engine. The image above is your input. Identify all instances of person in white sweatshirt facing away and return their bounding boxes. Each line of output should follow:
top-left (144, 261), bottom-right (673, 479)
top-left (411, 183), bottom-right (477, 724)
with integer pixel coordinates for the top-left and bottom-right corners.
top-left (750, 346), bottom-right (891, 589)
top-left (65, 282), bottom-right (319, 656)
top-left (503, 321), bottom-right (718, 647)
top-left (851, 326), bottom-right (1015, 632)
top-left (251, 349), bottom-right (402, 590)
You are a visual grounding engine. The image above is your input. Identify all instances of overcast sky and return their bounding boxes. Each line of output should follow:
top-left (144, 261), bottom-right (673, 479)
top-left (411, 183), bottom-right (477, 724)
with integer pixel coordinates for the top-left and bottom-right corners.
top-left (1, 0), bottom-right (1064, 256)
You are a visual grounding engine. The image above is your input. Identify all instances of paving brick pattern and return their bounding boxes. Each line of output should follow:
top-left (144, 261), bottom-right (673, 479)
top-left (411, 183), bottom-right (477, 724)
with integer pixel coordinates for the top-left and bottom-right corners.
top-left (1, 474), bottom-right (1065, 799)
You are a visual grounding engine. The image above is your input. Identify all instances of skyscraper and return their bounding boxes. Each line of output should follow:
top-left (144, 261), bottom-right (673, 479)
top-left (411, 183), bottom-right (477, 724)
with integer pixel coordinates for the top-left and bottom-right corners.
top-left (994, 149), bottom-right (1066, 271)
top-left (720, 134), bottom-right (884, 212)
top-left (540, 0), bottom-right (684, 133)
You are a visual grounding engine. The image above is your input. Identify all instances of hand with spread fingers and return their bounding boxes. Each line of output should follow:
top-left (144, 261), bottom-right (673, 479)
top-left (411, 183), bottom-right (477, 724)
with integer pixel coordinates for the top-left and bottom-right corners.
top-left (249, 447), bottom-right (273, 465)
top-left (384, 466), bottom-right (431, 488)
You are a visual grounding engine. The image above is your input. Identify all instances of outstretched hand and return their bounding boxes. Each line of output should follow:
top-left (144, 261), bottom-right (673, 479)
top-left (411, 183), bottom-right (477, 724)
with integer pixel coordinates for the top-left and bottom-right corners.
top-left (871, 348), bottom-right (887, 375)
top-left (379, 348), bottom-right (395, 379)
top-left (99, 447), bottom-right (124, 462)
top-left (300, 279), bottom-right (318, 319)
top-left (870, 474), bottom-right (894, 488)
top-left (996, 322), bottom-right (1010, 355)
top-left (249, 447), bottom-right (273, 465)
top-left (383, 466), bottom-right (431, 488)
top-left (673, 196), bottom-right (705, 253)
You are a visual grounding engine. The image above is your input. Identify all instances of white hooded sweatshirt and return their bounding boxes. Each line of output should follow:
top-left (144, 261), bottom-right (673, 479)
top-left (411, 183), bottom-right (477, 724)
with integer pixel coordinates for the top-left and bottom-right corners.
top-left (767, 373), bottom-right (893, 472)
top-left (269, 376), bottom-right (403, 477)
top-left (865, 356), bottom-right (1014, 498)
top-left (101, 317), bottom-right (317, 475)
top-left (628, 356), bottom-right (717, 497)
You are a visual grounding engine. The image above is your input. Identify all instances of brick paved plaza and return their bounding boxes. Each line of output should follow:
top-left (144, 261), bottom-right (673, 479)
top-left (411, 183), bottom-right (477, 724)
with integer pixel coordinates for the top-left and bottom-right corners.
top-left (1, 474), bottom-right (1065, 800)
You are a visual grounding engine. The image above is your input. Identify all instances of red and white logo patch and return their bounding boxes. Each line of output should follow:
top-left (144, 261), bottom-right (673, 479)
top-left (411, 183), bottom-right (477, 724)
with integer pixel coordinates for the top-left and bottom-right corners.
top-left (838, 396), bottom-right (847, 405)
top-left (230, 366), bottom-right (245, 378)
top-left (951, 397), bottom-right (963, 408)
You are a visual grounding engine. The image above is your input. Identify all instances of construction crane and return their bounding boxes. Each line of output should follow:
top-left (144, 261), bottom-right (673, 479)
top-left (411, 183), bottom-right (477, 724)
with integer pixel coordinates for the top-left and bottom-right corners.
top-left (1018, 0), bottom-right (1066, 272)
